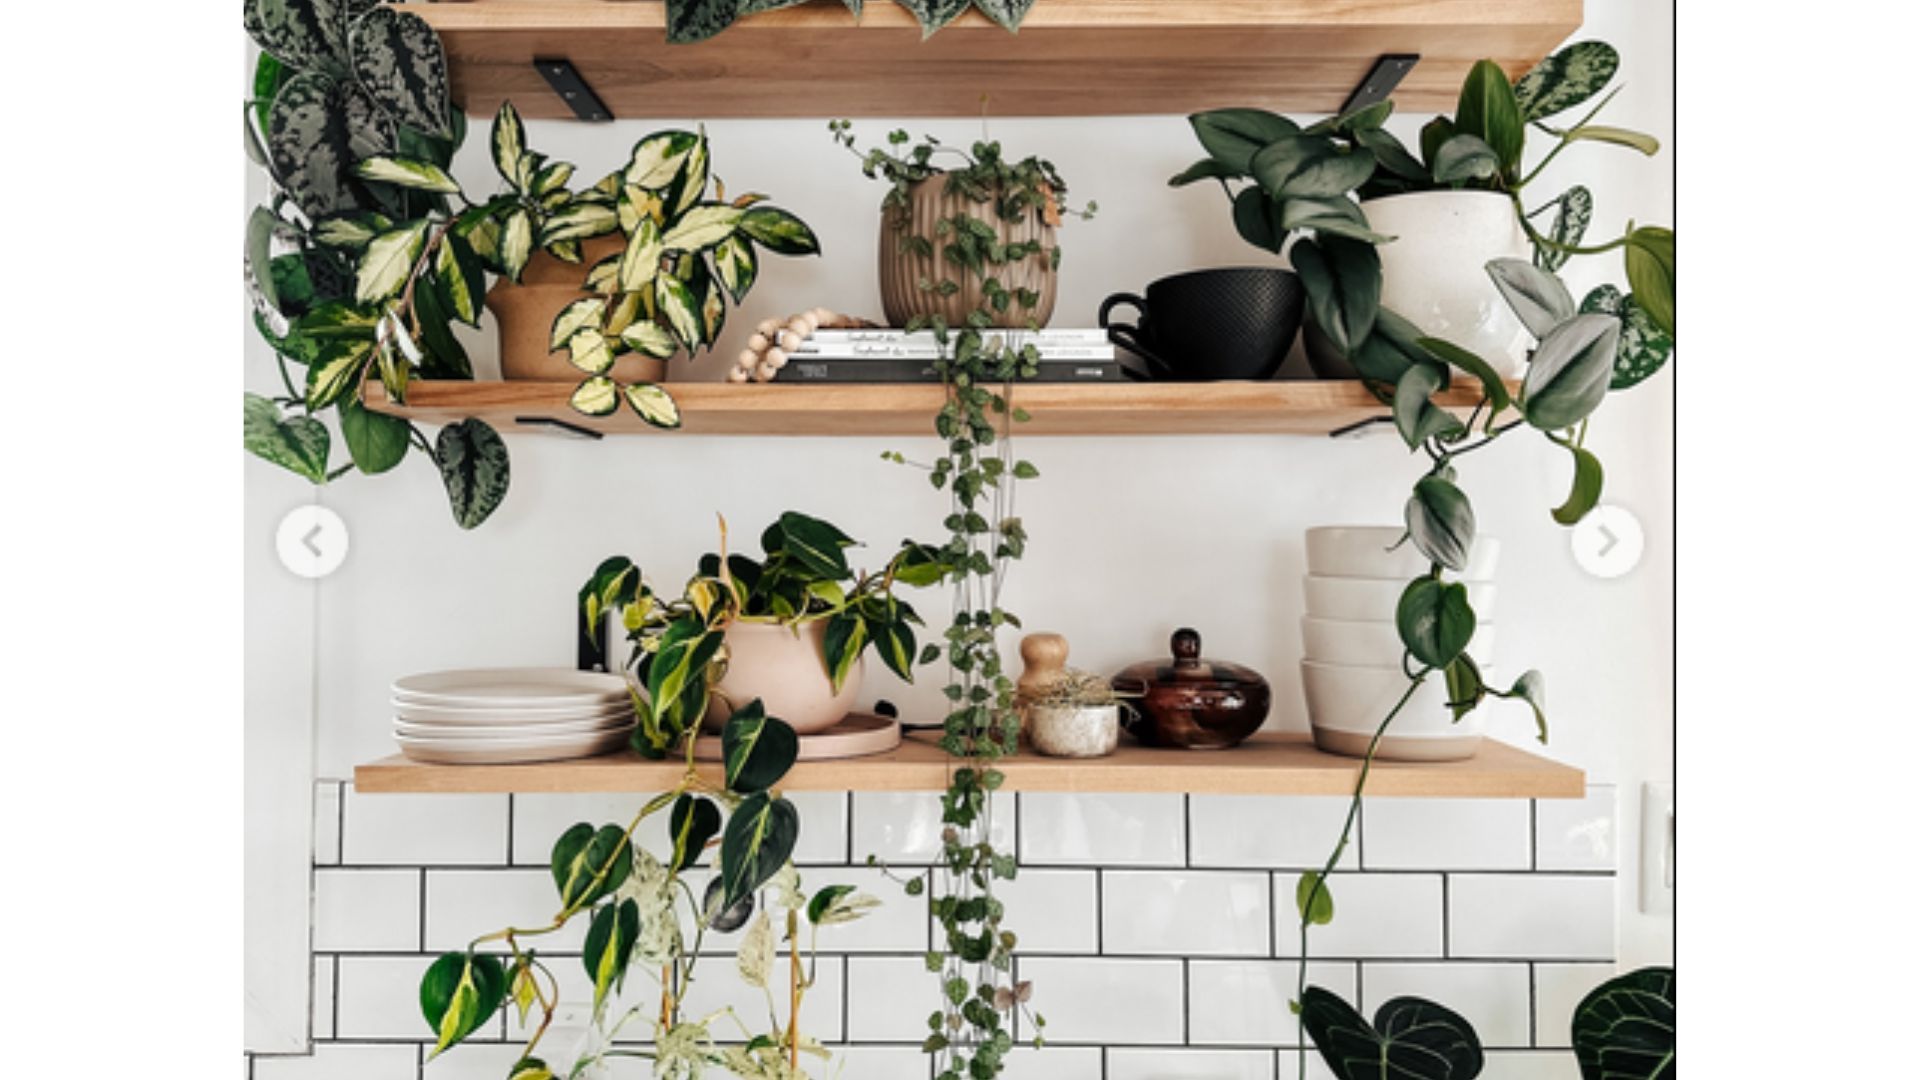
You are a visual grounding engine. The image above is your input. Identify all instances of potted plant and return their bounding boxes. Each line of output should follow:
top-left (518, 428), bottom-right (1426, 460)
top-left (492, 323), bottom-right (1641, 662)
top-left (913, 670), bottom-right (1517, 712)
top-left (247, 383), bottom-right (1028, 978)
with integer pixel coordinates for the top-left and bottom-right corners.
top-left (1299, 966), bottom-right (1675, 1079)
top-left (831, 121), bottom-right (1093, 328)
top-left (1023, 668), bottom-right (1132, 758)
top-left (581, 511), bottom-right (946, 744)
top-left (666, 0), bottom-right (1037, 44)
top-left (1174, 41), bottom-right (1674, 386)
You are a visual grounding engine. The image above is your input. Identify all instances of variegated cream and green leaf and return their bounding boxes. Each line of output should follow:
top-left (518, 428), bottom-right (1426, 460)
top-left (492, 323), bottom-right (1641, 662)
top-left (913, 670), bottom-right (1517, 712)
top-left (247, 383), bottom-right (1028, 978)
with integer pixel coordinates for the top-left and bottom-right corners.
top-left (654, 274), bottom-right (703, 349)
top-left (419, 952), bottom-right (507, 1059)
top-left (620, 320), bottom-right (678, 359)
top-left (625, 384), bottom-right (682, 429)
top-left (540, 201), bottom-right (620, 247)
top-left (433, 233), bottom-right (485, 325)
top-left (498, 208), bottom-right (534, 281)
top-left (582, 899), bottom-right (640, 1011)
top-left (618, 218), bottom-right (664, 293)
top-left (354, 219), bottom-right (428, 303)
top-left (550, 298), bottom-right (607, 352)
top-left (567, 328), bottom-right (616, 376)
top-left (713, 235), bottom-right (758, 303)
top-left (628, 130), bottom-right (702, 189)
top-left (492, 101), bottom-right (531, 191)
top-left (355, 155), bottom-right (460, 193)
top-left (661, 203), bottom-right (745, 252)
top-left (304, 337), bottom-right (374, 409)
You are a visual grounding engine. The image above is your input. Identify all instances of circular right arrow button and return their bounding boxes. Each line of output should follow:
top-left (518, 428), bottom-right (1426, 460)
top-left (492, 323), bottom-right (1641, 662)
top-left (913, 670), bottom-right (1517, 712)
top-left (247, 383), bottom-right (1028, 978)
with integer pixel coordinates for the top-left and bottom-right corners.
top-left (1571, 504), bottom-right (1645, 580)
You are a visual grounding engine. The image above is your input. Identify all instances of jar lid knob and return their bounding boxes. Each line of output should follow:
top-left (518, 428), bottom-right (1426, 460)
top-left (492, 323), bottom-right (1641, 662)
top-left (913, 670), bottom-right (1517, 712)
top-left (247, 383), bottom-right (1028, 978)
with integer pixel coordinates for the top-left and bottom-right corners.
top-left (1171, 627), bottom-right (1201, 666)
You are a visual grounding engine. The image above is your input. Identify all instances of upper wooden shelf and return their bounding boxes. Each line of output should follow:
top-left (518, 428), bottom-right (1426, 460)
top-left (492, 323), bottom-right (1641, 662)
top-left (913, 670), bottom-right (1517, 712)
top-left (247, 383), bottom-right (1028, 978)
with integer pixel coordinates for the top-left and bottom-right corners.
top-left (355, 731), bottom-right (1584, 798)
top-left (364, 378), bottom-right (1500, 436)
top-left (402, 0), bottom-right (1583, 119)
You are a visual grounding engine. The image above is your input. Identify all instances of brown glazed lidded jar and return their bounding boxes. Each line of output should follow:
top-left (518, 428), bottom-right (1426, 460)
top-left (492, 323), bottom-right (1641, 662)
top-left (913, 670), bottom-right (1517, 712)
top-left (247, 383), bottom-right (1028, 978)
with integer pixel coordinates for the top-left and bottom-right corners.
top-left (1112, 628), bottom-right (1271, 749)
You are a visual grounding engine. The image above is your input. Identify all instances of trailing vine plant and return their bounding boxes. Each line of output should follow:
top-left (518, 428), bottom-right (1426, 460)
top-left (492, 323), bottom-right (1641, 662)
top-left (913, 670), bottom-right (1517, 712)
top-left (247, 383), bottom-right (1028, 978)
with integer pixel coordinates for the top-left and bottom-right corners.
top-left (833, 121), bottom-right (1093, 1080)
top-left (666, 0), bottom-right (1038, 44)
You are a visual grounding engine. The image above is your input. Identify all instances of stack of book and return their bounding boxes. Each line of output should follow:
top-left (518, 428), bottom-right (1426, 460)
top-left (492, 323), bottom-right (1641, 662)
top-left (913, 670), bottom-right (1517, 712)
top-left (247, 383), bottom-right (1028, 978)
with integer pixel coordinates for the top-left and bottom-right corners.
top-left (773, 328), bottom-right (1126, 383)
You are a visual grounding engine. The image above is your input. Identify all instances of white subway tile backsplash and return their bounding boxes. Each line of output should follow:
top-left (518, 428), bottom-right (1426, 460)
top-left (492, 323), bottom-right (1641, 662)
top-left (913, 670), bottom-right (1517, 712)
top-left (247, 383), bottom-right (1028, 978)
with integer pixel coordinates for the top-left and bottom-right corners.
top-left (421, 1042), bottom-right (529, 1080)
top-left (1361, 799), bottom-right (1531, 871)
top-left (1532, 963), bottom-right (1615, 1049)
top-left (1002, 1046), bottom-right (1102, 1079)
top-left (1274, 1051), bottom-right (1341, 1080)
top-left (853, 790), bottom-right (1013, 865)
top-left (251, 1044), bottom-right (416, 1080)
top-left (996, 870), bottom-right (1099, 954)
top-left (1448, 875), bottom-right (1614, 960)
top-left (1189, 796), bottom-right (1359, 869)
top-left (1103, 871), bottom-right (1270, 956)
top-left (425, 869), bottom-right (586, 953)
top-left (1018, 957), bottom-right (1185, 1044)
top-left (313, 782), bottom-right (342, 866)
top-left (314, 869), bottom-right (420, 952)
top-left (1019, 793), bottom-right (1185, 866)
top-left (343, 788), bottom-right (509, 866)
top-left (336, 955), bottom-right (489, 1041)
top-left (1272, 873), bottom-right (1443, 958)
top-left (676, 954), bottom-right (845, 1043)
top-left (826, 1044), bottom-right (932, 1080)
top-left (1108, 1048), bottom-right (1275, 1080)
top-left (311, 956), bottom-right (334, 1040)
top-left (512, 791), bottom-right (851, 868)
top-left (1534, 787), bottom-right (1617, 872)
top-left (1359, 963), bottom-right (1530, 1048)
top-left (806, 865), bottom-right (927, 953)
top-left (846, 955), bottom-right (941, 1042)
top-left (1479, 1050), bottom-right (1582, 1080)
top-left (1187, 961), bottom-right (1357, 1047)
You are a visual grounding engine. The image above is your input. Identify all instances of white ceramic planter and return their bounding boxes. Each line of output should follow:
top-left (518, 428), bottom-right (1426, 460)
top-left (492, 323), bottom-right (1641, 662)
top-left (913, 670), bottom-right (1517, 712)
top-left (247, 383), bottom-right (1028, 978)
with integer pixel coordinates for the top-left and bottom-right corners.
top-left (1303, 575), bottom-right (1499, 623)
top-left (1299, 660), bottom-right (1487, 762)
top-left (1027, 703), bottom-right (1121, 758)
top-left (1305, 525), bottom-right (1500, 582)
top-left (705, 620), bottom-right (862, 735)
top-left (1358, 191), bottom-right (1532, 377)
top-left (1301, 616), bottom-right (1496, 670)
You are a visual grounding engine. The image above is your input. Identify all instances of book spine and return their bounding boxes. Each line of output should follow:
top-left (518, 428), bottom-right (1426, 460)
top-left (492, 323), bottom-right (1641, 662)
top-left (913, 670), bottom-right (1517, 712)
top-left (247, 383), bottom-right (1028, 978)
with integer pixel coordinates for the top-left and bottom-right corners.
top-left (774, 359), bottom-right (1127, 383)
top-left (793, 344), bottom-right (1116, 361)
top-left (806, 328), bottom-right (1111, 346)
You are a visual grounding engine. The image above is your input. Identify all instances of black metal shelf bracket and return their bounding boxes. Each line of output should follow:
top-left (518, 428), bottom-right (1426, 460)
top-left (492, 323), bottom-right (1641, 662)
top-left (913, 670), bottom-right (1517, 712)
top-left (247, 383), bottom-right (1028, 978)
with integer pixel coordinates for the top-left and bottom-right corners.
top-left (1341, 54), bottom-right (1420, 115)
top-left (515, 416), bottom-right (604, 440)
top-left (535, 58), bottom-right (613, 121)
top-left (1328, 415), bottom-right (1394, 440)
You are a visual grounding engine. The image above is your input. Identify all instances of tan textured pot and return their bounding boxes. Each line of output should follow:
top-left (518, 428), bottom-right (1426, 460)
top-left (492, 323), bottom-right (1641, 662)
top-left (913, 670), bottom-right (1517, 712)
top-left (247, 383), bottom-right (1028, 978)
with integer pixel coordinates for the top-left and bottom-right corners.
top-left (486, 233), bottom-right (669, 382)
top-left (704, 620), bottom-right (863, 736)
top-left (878, 175), bottom-right (1058, 328)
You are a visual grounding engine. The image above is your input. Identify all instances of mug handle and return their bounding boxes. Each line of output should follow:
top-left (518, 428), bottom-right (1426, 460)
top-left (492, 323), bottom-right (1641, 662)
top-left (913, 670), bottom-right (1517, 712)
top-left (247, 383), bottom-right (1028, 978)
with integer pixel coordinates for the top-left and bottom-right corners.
top-left (1098, 292), bottom-right (1175, 379)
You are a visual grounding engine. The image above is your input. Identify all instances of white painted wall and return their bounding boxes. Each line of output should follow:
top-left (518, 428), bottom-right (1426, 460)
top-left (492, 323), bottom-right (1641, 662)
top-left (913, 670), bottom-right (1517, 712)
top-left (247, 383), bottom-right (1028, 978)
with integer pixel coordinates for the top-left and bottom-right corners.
top-left (245, 0), bottom-right (1674, 1054)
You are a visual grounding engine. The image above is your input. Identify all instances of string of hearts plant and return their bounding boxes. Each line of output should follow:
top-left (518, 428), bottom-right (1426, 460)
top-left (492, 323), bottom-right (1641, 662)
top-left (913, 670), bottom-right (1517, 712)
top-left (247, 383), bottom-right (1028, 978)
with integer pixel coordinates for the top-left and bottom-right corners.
top-left (835, 121), bottom-right (1093, 1080)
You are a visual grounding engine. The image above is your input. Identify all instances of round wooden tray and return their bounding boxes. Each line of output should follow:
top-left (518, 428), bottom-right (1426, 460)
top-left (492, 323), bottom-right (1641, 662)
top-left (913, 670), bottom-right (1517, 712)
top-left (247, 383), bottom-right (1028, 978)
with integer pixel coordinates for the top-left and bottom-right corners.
top-left (693, 711), bottom-right (901, 761)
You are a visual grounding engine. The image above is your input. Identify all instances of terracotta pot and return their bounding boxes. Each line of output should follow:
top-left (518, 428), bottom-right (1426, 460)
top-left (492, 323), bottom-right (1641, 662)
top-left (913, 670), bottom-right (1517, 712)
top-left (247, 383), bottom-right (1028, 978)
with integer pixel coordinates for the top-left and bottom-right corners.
top-left (1112, 628), bottom-right (1271, 750)
top-left (485, 233), bottom-right (670, 383)
top-left (705, 620), bottom-right (863, 736)
top-left (878, 175), bottom-right (1058, 328)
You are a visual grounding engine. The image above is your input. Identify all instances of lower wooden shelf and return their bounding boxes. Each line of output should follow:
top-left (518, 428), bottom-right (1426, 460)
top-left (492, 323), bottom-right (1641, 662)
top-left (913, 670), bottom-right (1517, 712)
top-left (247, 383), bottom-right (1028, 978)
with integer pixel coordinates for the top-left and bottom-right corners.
top-left (363, 379), bottom-right (1498, 437)
top-left (353, 731), bottom-right (1583, 798)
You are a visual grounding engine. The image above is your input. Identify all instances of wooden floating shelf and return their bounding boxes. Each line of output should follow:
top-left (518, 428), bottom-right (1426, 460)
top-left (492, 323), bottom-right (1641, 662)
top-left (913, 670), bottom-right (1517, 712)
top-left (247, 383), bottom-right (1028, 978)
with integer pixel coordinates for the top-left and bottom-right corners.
top-left (402, 0), bottom-right (1582, 119)
top-left (355, 732), bottom-right (1583, 798)
top-left (364, 379), bottom-right (1504, 437)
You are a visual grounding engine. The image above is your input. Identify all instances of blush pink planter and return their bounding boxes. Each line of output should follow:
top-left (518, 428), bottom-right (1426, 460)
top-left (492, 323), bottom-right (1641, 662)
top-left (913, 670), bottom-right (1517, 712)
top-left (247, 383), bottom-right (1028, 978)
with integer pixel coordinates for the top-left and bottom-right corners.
top-left (705, 620), bottom-right (863, 735)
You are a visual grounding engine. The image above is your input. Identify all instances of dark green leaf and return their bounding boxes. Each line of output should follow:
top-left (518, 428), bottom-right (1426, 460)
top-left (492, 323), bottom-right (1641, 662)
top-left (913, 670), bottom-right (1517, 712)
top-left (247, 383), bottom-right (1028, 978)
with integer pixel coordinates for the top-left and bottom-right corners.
top-left (1397, 578), bottom-right (1476, 668)
top-left (720, 792), bottom-right (800, 908)
top-left (738, 207), bottom-right (821, 255)
top-left (823, 611), bottom-right (868, 694)
top-left (1189, 108), bottom-right (1300, 173)
top-left (1572, 966), bottom-right (1674, 1080)
top-left (1486, 258), bottom-right (1575, 339)
top-left (1443, 652), bottom-right (1485, 721)
top-left (1404, 475), bottom-right (1476, 573)
top-left (582, 899), bottom-right (640, 1010)
top-left (242, 393), bottom-right (331, 484)
top-left (419, 952), bottom-right (506, 1058)
top-left (1623, 226), bottom-right (1675, 338)
top-left (1231, 187), bottom-right (1285, 253)
top-left (1551, 443), bottom-right (1605, 526)
top-left (1392, 363), bottom-right (1463, 449)
top-left (971, 0), bottom-right (1036, 32)
top-left (1349, 307), bottom-right (1433, 386)
top-left (722, 699), bottom-right (799, 794)
top-left (435, 419), bottom-right (510, 529)
top-left (1168, 158), bottom-right (1240, 187)
top-left (1454, 59), bottom-right (1525, 174)
top-left (246, 0), bottom-right (349, 76)
top-left (1514, 41), bottom-right (1622, 122)
top-left (808, 883), bottom-right (857, 925)
top-left (1354, 126), bottom-right (1428, 182)
top-left (349, 6), bottom-right (452, 138)
top-left (1291, 235), bottom-right (1381, 355)
top-left (668, 794), bottom-right (723, 873)
top-left (549, 822), bottom-right (634, 908)
top-left (1302, 987), bottom-right (1483, 1080)
top-left (646, 620), bottom-right (724, 735)
top-left (1520, 314), bottom-right (1620, 430)
top-left (1419, 117), bottom-right (1457, 171)
top-left (778, 511), bottom-right (852, 579)
top-left (338, 396), bottom-right (409, 475)
top-left (1416, 337), bottom-right (1511, 415)
top-left (894, 0), bottom-right (971, 37)
top-left (1430, 133), bottom-right (1500, 184)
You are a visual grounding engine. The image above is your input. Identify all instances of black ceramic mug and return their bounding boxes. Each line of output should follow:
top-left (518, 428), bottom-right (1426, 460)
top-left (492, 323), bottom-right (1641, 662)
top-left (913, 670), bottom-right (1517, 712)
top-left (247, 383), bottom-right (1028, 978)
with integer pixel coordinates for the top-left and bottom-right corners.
top-left (1098, 267), bottom-right (1306, 381)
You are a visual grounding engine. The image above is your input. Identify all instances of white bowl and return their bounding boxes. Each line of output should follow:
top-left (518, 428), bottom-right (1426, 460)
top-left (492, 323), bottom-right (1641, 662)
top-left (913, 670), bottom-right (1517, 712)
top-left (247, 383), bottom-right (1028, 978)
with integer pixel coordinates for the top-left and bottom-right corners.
top-left (1303, 575), bottom-right (1498, 623)
top-left (1299, 660), bottom-right (1486, 762)
top-left (1301, 616), bottom-right (1496, 669)
top-left (1306, 526), bottom-right (1500, 582)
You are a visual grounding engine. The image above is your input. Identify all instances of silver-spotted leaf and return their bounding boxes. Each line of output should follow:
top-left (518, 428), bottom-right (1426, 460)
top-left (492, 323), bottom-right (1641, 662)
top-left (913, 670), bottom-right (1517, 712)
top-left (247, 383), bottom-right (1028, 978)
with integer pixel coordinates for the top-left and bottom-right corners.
top-left (268, 71), bottom-right (360, 219)
top-left (434, 418), bottom-right (510, 529)
top-left (246, 0), bottom-right (349, 77)
top-left (1536, 186), bottom-right (1592, 272)
top-left (972, 0), bottom-right (1036, 31)
top-left (1514, 41), bottom-right (1622, 122)
top-left (1579, 285), bottom-right (1673, 390)
top-left (243, 394), bottom-right (331, 483)
top-left (349, 6), bottom-right (452, 138)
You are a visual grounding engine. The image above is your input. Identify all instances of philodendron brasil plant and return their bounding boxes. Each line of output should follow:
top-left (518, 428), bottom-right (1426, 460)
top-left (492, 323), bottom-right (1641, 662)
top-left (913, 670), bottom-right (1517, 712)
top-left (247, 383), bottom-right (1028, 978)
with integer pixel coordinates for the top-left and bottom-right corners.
top-left (666, 0), bottom-right (1038, 43)
top-left (834, 121), bottom-right (1093, 1080)
top-left (1300, 966), bottom-right (1675, 1080)
top-left (1173, 40), bottom-right (1674, 394)
top-left (581, 511), bottom-right (946, 757)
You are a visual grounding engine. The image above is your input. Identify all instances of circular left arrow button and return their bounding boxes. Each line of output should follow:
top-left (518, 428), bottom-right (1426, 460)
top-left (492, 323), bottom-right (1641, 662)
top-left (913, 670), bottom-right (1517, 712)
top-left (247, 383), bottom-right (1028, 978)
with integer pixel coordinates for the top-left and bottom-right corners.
top-left (275, 505), bottom-right (350, 580)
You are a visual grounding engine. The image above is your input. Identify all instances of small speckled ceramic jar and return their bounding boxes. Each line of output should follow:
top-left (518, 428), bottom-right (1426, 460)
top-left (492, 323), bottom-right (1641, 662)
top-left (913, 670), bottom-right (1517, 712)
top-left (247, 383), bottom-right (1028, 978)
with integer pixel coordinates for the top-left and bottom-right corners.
top-left (1027, 703), bottom-right (1120, 758)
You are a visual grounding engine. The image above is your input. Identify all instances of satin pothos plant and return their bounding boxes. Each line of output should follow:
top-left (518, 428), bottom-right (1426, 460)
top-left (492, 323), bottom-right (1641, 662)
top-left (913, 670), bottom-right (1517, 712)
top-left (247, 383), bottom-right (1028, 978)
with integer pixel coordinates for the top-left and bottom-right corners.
top-left (420, 697), bottom-right (881, 1080)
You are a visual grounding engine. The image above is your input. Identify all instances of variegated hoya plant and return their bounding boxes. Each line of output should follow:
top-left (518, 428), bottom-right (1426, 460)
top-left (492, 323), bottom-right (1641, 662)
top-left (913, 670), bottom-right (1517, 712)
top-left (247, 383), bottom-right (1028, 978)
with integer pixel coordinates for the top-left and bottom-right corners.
top-left (425, 513), bottom-right (946, 1079)
top-left (244, 0), bottom-right (819, 528)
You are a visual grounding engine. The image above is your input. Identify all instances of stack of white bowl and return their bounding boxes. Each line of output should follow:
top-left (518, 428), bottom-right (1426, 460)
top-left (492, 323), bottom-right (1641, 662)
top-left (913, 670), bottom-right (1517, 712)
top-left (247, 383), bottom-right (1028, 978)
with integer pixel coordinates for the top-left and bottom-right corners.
top-left (391, 668), bottom-right (636, 764)
top-left (1299, 527), bottom-right (1499, 762)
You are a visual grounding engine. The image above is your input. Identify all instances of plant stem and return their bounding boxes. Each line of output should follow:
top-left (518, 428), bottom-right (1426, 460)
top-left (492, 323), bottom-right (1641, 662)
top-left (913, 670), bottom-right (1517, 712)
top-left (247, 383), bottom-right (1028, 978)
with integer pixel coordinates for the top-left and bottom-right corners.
top-left (1294, 666), bottom-right (1432, 1076)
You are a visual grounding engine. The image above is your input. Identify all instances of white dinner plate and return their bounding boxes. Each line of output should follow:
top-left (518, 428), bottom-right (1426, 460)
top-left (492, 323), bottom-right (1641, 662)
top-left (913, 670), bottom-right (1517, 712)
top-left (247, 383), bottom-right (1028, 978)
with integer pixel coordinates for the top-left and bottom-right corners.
top-left (392, 698), bottom-right (636, 726)
top-left (393, 715), bottom-right (634, 741)
top-left (395, 726), bottom-right (633, 765)
top-left (390, 668), bottom-right (631, 710)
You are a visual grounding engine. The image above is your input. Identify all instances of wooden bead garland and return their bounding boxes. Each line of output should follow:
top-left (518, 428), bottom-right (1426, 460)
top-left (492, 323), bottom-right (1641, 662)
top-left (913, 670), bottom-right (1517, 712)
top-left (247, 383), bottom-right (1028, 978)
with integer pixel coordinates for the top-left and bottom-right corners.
top-left (727, 308), bottom-right (879, 383)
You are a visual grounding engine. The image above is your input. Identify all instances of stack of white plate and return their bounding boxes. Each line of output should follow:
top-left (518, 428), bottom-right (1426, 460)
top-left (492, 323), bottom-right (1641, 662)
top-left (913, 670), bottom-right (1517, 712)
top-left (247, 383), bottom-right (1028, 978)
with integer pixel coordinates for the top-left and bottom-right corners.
top-left (1300, 527), bottom-right (1499, 762)
top-left (391, 668), bottom-right (636, 765)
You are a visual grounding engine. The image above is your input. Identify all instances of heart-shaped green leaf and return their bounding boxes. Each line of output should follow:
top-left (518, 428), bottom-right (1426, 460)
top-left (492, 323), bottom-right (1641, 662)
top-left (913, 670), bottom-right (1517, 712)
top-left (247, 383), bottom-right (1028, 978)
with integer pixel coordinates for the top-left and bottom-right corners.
top-left (1514, 41), bottom-right (1621, 121)
top-left (1302, 986), bottom-right (1485, 1080)
top-left (1520, 314), bottom-right (1620, 431)
top-left (1579, 285), bottom-right (1673, 390)
top-left (1397, 578), bottom-right (1476, 668)
top-left (668, 794), bottom-right (723, 873)
top-left (549, 822), bottom-right (634, 909)
top-left (582, 898), bottom-right (640, 1010)
top-left (1430, 133), bottom-right (1500, 184)
top-left (1231, 187), bottom-right (1285, 253)
top-left (1622, 226), bottom-right (1675, 338)
top-left (1189, 108), bottom-right (1299, 173)
top-left (419, 951), bottom-right (506, 1058)
top-left (243, 393), bottom-right (331, 483)
top-left (1404, 476), bottom-right (1476, 573)
top-left (722, 699), bottom-right (799, 794)
top-left (1296, 871), bottom-right (1334, 926)
top-left (1291, 235), bottom-right (1381, 356)
top-left (778, 511), bottom-right (853, 579)
top-left (435, 418), bottom-right (510, 529)
top-left (823, 611), bottom-right (869, 694)
top-left (1572, 966), bottom-right (1673, 1080)
top-left (338, 396), bottom-right (408, 475)
top-left (720, 792), bottom-right (800, 909)
top-left (1393, 363), bottom-right (1463, 449)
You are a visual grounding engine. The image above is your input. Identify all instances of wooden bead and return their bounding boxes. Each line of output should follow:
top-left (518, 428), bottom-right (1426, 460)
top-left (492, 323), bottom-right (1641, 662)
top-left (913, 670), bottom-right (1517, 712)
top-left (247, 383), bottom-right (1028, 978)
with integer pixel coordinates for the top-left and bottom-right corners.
top-left (787, 317), bottom-right (811, 338)
top-left (778, 329), bottom-right (803, 351)
top-left (800, 311), bottom-right (821, 333)
top-left (765, 347), bottom-right (788, 368)
top-left (756, 318), bottom-right (779, 336)
top-left (725, 367), bottom-right (750, 383)
top-left (810, 306), bottom-right (836, 325)
top-left (737, 349), bottom-right (759, 370)
top-left (755, 359), bottom-right (780, 382)
top-left (747, 332), bottom-right (770, 352)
